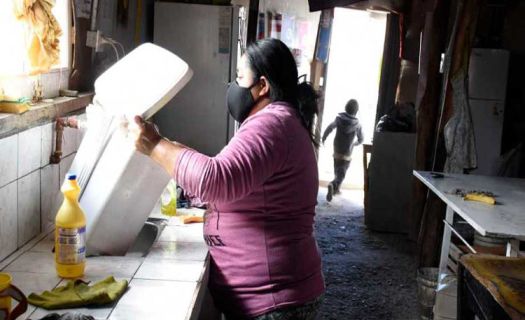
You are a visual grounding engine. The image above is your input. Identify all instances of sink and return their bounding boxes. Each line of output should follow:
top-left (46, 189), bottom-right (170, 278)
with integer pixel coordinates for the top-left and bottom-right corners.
top-left (126, 217), bottom-right (168, 257)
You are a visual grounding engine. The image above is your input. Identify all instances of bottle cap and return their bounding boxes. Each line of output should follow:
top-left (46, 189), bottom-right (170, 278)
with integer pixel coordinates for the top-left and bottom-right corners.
top-left (67, 173), bottom-right (77, 181)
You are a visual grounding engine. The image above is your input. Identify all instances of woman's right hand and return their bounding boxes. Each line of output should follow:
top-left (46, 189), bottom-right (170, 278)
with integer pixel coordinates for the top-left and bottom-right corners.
top-left (128, 115), bottom-right (186, 178)
top-left (129, 115), bottom-right (162, 156)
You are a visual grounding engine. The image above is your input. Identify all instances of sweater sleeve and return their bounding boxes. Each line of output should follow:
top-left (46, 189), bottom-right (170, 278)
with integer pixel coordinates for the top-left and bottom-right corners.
top-left (322, 121), bottom-right (336, 143)
top-left (174, 112), bottom-right (288, 203)
top-left (355, 124), bottom-right (364, 145)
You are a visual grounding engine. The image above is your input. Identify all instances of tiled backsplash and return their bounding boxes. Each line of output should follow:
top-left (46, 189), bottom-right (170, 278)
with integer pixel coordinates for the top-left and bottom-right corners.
top-left (0, 68), bottom-right (70, 100)
top-left (0, 117), bottom-right (85, 261)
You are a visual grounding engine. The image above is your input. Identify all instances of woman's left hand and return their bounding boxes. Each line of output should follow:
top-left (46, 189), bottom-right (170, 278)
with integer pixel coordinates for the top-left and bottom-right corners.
top-left (129, 115), bottom-right (162, 156)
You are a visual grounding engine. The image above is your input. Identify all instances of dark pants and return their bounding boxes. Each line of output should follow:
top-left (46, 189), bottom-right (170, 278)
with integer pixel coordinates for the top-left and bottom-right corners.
top-left (331, 158), bottom-right (351, 192)
top-left (224, 294), bottom-right (324, 320)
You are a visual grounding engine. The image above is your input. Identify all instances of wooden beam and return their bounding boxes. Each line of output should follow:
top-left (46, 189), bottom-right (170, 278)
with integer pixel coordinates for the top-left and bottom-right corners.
top-left (410, 6), bottom-right (449, 243)
top-left (246, 0), bottom-right (259, 44)
top-left (410, 1), bottom-right (454, 269)
top-left (375, 13), bottom-right (401, 124)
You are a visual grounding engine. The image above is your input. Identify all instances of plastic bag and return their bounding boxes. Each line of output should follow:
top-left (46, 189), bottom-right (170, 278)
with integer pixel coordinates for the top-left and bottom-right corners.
top-left (160, 179), bottom-right (178, 216)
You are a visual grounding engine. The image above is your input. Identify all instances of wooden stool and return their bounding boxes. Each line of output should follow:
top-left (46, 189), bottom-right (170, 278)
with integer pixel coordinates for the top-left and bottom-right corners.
top-left (458, 254), bottom-right (525, 320)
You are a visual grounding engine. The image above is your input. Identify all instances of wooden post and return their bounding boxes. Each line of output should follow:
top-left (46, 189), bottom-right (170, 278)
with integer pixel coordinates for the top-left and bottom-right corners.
top-left (410, 4), bottom-right (450, 243)
top-left (246, 0), bottom-right (259, 45)
top-left (375, 14), bottom-right (401, 125)
top-left (311, 9), bottom-right (333, 155)
top-left (417, 0), bottom-right (482, 267)
top-left (311, 59), bottom-right (326, 149)
top-left (407, 0), bottom-right (458, 269)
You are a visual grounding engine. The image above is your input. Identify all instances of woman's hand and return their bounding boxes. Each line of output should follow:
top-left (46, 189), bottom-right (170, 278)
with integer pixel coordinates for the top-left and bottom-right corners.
top-left (128, 115), bottom-right (187, 176)
top-left (130, 115), bottom-right (162, 156)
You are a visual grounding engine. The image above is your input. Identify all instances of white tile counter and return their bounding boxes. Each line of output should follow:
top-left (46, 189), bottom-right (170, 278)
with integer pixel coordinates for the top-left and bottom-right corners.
top-left (0, 208), bottom-right (209, 320)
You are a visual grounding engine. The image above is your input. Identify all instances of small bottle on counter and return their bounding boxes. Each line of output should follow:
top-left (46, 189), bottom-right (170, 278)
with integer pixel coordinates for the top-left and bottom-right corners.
top-left (55, 174), bottom-right (86, 278)
top-left (160, 179), bottom-right (178, 217)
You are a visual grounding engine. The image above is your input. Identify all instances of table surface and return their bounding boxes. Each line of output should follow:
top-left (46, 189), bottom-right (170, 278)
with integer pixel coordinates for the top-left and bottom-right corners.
top-left (414, 171), bottom-right (525, 239)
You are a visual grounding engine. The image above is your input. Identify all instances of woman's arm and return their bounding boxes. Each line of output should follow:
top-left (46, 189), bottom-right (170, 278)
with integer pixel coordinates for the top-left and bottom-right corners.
top-left (133, 112), bottom-right (287, 204)
top-left (150, 139), bottom-right (186, 175)
top-left (321, 121), bottom-right (336, 144)
top-left (132, 115), bottom-right (187, 175)
top-left (174, 112), bottom-right (288, 203)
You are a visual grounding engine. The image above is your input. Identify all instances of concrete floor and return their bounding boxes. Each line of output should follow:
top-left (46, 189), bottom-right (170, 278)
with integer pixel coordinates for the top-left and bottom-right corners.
top-left (315, 188), bottom-right (420, 320)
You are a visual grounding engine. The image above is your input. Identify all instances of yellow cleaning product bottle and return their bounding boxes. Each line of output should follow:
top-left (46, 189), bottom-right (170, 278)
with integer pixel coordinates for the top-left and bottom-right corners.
top-left (55, 174), bottom-right (86, 278)
top-left (160, 180), bottom-right (178, 217)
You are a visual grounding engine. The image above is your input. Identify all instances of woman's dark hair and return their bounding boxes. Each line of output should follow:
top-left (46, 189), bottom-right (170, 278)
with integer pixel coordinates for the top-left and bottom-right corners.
top-left (245, 38), bottom-right (319, 145)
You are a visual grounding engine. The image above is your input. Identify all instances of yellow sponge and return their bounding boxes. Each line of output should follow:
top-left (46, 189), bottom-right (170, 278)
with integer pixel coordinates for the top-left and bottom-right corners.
top-left (464, 192), bottom-right (496, 205)
top-left (0, 101), bottom-right (29, 114)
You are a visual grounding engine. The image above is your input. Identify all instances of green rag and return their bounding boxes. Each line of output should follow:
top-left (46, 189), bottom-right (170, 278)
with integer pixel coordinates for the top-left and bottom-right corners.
top-left (28, 276), bottom-right (128, 310)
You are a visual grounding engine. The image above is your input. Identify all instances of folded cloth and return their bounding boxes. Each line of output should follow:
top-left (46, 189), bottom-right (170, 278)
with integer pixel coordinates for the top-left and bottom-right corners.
top-left (28, 277), bottom-right (128, 310)
top-left (37, 312), bottom-right (95, 320)
top-left (13, 0), bottom-right (63, 74)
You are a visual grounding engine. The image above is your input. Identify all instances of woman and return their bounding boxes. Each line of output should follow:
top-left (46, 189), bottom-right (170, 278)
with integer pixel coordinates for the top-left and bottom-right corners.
top-left (133, 38), bottom-right (325, 319)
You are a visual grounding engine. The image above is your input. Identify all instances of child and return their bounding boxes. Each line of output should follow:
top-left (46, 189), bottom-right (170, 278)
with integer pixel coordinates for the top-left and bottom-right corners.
top-left (322, 99), bottom-right (364, 201)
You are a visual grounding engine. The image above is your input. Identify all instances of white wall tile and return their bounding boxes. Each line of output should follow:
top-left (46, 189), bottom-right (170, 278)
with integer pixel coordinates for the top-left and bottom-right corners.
top-left (83, 256), bottom-right (142, 279)
top-left (9, 267), bottom-right (60, 287)
top-left (109, 279), bottom-right (197, 320)
top-left (4, 251), bottom-right (54, 274)
top-left (0, 182), bottom-right (17, 261)
top-left (18, 171), bottom-right (41, 247)
top-left (40, 123), bottom-right (55, 167)
top-left (77, 113), bottom-right (87, 147)
top-left (61, 127), bottom-right (79, 158)
top-left (0, 134), bottom-right (18, 188)
top-left (59, 153), bottom-right (75, 187)
top-left (135, 260), bottom-right (204, 281)
top-left (0, 75), bottom-right (33, 100)
top-left (8, 271), bottom-right (61, 319)
top-left (41, 68), bottom-right (70, 99)
top-left (158, 224), bottom-right (204, 243)
top-left (18, 126), bottom-right (42, 178)
top-left (29, 232), bottom-right (54, 253)
top-left (40, 164), bottom-right (59, 232)
top-left (145, 241), bottom-right (208, 261)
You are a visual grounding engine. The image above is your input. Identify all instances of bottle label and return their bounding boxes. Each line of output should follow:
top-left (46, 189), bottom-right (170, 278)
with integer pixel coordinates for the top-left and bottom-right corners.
top-left (56, 226), bottom-right (86, 265)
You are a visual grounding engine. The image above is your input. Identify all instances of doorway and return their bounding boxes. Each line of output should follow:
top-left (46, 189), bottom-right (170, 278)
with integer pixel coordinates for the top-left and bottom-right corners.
top-left (318, 8), bottom-right (387, 190)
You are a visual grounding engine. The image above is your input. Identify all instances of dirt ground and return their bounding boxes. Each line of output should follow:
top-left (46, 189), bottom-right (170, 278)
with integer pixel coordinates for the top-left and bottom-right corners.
top-left (314, 188), bottom-right (420, 320)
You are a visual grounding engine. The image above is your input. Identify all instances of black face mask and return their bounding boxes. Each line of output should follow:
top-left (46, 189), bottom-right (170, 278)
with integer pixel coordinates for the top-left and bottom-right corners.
top-left (226, 81), bottom-right (258, 123)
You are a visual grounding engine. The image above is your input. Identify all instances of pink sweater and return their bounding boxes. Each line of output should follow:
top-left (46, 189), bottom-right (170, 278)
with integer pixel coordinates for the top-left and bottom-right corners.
top-left (175, 102), bottom-right (325, 317)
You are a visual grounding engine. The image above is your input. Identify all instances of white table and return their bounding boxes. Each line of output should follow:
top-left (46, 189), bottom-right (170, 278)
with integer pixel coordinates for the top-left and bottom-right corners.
top-left (413, 171), bottom-right (525, 276)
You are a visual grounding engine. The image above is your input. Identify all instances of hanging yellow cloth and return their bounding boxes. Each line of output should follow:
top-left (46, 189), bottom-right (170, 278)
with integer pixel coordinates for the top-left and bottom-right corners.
top-left (13, 0), bottom-right (63, 75)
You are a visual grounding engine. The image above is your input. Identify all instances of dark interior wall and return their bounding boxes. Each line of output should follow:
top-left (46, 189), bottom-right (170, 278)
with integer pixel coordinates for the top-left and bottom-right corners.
top-left (375, 14), bottom-right (401, 121)
top-left (502, 1), bottom-right (525, 52)
top-left (308, 0), bottom-right (362, 11)
top-left (92, 0), bottom-right (155, 77)
top-left (501, 1), bottom-right (525, 155)
top-left (503, 53), bottom-right (525, 154)
top-left (472, 1), bottom-right (525, 158)
top-left (308, 0), bottom-right (405, 12)
top-left (90, 0), bottom-right (239, 79)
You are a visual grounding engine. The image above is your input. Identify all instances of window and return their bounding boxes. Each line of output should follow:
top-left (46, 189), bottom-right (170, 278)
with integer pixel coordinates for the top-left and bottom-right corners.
top-left (0, 0), bottom-right (70, 77)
